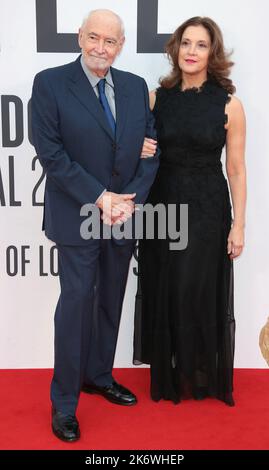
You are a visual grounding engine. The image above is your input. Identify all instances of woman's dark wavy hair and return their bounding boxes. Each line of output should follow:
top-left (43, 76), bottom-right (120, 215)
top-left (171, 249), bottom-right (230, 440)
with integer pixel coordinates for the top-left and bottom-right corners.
top-left (160, 16), bottom-right (236, 94)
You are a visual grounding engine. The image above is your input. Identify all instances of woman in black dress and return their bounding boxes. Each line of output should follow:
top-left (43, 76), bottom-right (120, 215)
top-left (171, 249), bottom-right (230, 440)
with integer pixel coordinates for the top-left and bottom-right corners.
top-left (134, 17), bottom-right (246, 406)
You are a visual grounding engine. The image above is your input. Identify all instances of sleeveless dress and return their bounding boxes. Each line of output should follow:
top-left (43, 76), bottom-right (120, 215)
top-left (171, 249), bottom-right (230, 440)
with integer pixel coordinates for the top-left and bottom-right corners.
top-left (133, 80), bottom-right (235, 406)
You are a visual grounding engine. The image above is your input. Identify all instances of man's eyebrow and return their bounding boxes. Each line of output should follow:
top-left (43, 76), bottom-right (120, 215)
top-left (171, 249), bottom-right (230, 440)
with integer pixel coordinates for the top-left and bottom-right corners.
top-left (87, 32), bottom-right (117, 40)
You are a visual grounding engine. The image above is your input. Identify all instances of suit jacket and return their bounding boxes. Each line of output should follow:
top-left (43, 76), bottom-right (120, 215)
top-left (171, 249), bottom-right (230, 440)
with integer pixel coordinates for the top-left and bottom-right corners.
top-left (31, 56), bottom-right (159, 245)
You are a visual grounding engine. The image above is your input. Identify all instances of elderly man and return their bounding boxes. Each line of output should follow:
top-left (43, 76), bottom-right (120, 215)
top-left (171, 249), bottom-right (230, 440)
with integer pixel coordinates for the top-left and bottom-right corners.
top-left (31, 9), bottom-right (158, 442)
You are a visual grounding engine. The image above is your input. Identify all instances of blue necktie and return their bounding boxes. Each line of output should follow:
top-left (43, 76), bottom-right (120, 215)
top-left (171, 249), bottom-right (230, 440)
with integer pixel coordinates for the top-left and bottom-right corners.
top-left (97, 79), bottom-right (116, 135)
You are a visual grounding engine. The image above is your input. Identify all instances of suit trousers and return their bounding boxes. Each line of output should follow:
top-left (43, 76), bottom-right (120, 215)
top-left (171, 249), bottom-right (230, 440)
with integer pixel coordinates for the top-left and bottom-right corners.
top-left (50, 238), bottom-right (135, 415)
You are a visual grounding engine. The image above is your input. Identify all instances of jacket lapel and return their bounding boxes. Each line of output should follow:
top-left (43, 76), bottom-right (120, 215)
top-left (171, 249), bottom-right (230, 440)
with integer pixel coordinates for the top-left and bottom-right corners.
top-left (68, 57), bottom-right (115, 141)
top-left (111, 68), bottom-right (129, 143)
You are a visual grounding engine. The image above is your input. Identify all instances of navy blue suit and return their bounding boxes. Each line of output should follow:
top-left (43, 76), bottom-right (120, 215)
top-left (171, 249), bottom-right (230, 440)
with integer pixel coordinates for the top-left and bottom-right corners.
top-left (31, 56), bottom-right (159, 414)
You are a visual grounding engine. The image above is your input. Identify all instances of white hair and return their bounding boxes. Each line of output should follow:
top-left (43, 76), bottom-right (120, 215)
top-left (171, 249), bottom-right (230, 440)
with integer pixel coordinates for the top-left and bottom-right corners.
top-left (81, 9), bottom-right (125, 37)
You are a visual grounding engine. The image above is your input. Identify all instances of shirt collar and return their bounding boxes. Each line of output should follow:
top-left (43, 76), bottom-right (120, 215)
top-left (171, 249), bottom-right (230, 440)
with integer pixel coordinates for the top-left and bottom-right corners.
top-left (80, 56), bottom-right (114, 89)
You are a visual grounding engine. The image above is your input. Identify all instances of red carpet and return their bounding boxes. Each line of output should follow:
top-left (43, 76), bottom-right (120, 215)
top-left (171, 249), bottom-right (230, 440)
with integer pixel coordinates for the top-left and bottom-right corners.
top-left (0, 369), bottom-right (268, 450)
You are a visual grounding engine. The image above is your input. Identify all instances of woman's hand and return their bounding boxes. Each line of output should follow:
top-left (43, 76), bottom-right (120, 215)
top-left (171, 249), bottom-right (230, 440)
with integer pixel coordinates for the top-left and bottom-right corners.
top-left (141, 137), bottom-right (157, 158)
top-left (227, 225), bottom-right (245, 259)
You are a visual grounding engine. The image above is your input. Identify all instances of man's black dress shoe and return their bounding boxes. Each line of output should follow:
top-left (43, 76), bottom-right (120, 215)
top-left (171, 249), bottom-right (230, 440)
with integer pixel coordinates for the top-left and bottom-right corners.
top-left (82, 380), bottom-right (137, 406)
top-left (52, 408), bottom-right (80, 442)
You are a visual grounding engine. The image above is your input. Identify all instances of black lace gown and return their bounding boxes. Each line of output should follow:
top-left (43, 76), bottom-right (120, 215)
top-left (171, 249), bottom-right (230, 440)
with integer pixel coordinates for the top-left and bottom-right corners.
top-left (133, 80), bottom-right (235, 406)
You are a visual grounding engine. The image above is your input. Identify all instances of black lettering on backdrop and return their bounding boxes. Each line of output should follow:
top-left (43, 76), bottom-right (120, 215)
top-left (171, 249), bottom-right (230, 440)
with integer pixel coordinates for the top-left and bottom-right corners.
top-left (36, 0), bottom-right (79, 53)
top-left (0, 168), bottom-right (6, 206)
top-left (1, 96), bottom-right (33, 148)
top-left (9, 156), bottom-right (22, 206)
top-left (35, 0), bottom-right (170, 53)
top-left (39, 246), bottom-right (58, 276)
top-left (1, 96), bottom-right (24, 147)
top-left (5, 245), bottom-right (58, 277)
top-left (0, 154), bottom-right (45, 207)
top-left (32, 156), bottom-right (45, 206)
top-left (0, 156), bottom-right (22, 207)
top-left (21, 246), bottom-right (31, 276)
top-left (39, 246), bottom-right (48, 277)
top-left (6, 245), bottom-right (30, 276)
top-left (6, 246), bottom-right (18, 276)
top-left (137, 0), bottom-right (170, 53)
top-left (50, 245), bottom-right (58, 276)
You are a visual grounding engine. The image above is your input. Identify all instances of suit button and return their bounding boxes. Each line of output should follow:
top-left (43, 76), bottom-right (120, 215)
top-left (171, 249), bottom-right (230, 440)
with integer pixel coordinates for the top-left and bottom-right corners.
top-left (112, 169), bottom-right (119, 176)
top-left (112, 143), bottom-right (116, 150)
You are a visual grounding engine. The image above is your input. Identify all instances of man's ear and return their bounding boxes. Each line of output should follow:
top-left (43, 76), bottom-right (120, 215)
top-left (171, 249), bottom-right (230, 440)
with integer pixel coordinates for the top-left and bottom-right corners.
top-left (118, 36), bottom-right (125, 55)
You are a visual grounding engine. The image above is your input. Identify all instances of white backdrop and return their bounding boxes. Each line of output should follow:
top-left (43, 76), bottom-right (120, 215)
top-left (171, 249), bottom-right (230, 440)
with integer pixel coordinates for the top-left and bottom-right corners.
top-left (0, 0), bottom-right (268, 368)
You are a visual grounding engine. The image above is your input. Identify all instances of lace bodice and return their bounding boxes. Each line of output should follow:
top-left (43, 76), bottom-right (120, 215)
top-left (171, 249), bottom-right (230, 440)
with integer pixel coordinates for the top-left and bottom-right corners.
top-left (153, 80), bottom-right (230, 170)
